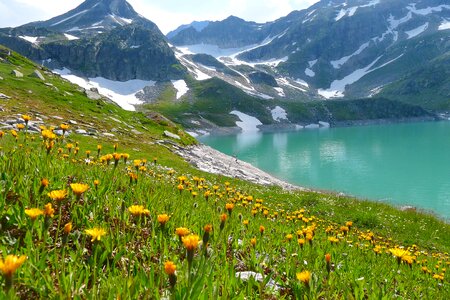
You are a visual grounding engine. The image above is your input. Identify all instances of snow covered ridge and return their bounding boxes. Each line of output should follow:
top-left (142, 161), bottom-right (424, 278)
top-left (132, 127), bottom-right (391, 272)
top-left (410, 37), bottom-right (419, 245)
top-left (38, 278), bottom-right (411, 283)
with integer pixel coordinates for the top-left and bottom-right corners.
top-left (53, 68), bottom-right (155, 111)
top-left (19, 36), bottom-right (40, 44)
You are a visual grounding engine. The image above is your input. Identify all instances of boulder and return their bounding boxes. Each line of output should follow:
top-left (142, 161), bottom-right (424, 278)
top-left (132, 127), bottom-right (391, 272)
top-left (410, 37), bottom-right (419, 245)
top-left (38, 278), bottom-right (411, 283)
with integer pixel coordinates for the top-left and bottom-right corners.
top-left (164, 130), bottom-right (181, 140)
top-left (30, 70), bottom-right (45, 81)
top-left (0, 93), bottom-right (11, 99)
top-left (11, 70), bottom-right (23, 78)
top-left (75, 129), bottom-right (88, 135)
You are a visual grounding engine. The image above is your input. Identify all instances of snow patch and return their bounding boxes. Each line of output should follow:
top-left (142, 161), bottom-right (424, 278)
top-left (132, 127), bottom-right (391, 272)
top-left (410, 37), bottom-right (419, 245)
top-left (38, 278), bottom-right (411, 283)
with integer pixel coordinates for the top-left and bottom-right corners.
top-left (319, 54), bottom-right (404, 99)
top-left (18, 36), bottom-right (39, 44)
top-left (405, 22), bottom-right (428, 39)
top-left (52, 10), bottom-right (88, 26)
top-left (305, 68), bottom-right (315, 77)
top-left (230, 111), bottom-right (262, 132)
top-left (407, 4), bottom-right (450, 16)
top-left (308, 59), bottom-right (318, 68)
top-left (274, 87), bottom-right (285, 97)
top-left (64, 33), bottom-right (79, 40)
top-left (276, 78), bottom-right (307, 92)
top-left (171, 80), bottom-right (189, 99)
top-left (271, 106), bottom-right (288, 122)
top-left (53, 68), bottom-right (155, 111)
top-left (438, 20), bottom-right (450, 30)
top-left (331, 42), bottom-right (370, 69)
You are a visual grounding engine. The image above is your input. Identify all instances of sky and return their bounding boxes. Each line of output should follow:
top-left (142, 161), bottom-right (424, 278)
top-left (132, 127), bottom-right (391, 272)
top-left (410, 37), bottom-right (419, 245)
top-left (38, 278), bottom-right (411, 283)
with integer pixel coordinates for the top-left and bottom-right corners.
top-left (0, 0), bottom-right (320, 34)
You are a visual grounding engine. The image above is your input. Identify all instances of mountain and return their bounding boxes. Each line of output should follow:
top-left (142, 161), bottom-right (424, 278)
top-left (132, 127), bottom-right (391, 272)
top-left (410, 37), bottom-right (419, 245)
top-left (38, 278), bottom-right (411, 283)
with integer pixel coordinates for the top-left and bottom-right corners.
top-left (0, 0), bottom-right (185, 81)
top-left (166, 21), bottom-right (210, 40)
top-left (168, 0), bottom-right (450, 108)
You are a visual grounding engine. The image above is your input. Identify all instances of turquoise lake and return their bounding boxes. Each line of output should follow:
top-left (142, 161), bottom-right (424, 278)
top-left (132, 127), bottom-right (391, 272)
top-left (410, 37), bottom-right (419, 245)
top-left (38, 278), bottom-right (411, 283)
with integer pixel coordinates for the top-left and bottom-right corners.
top-left (199, 121), bottom-right (450, 220)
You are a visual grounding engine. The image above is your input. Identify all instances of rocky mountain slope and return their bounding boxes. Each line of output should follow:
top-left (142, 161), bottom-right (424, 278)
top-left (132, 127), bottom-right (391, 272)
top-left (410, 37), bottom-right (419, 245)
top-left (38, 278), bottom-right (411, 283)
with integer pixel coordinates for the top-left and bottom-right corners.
top-left (0, 0), bottom-right (185, 82)
top-left (169, 0), bottom-right (450, 107)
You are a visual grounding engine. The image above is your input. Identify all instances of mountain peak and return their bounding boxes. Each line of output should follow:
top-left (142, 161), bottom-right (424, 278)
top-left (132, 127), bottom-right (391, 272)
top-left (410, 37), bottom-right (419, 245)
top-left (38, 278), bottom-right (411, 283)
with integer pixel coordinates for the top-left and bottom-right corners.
top-left (31, 0), bottom-right (155, 35)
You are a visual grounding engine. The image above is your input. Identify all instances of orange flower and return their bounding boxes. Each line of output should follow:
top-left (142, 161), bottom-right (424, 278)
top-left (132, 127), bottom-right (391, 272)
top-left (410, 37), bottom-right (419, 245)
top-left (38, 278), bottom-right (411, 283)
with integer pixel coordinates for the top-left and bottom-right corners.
top-left (43, 203), bottom-right (55, 218)
top-left (157, 214), bottom-right (170, 225)
top-left (259, 225), bottom-right (265, 234)
top-left (251, 237), bottom-right (257, 247)
top-left (175, 227), bottom-right (190, 238)
top-left (64, 222), bottom-right (73, 234)
top-left (164, 261), bottom-right (176, 275)
top-left (182, 234), bottom-right (200, 251)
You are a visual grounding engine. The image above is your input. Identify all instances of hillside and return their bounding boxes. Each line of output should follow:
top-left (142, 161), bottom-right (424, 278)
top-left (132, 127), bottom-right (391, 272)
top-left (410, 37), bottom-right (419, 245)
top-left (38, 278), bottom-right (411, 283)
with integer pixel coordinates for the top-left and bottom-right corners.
top-left (0, 46), bottom-right (449, 299)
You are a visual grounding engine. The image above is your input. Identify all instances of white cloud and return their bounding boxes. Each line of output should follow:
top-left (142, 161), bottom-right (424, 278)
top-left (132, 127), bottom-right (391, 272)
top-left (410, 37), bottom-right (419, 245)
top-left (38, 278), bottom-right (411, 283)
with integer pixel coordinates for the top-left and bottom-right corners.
top-left (0, 0), bottom-right (319, 33)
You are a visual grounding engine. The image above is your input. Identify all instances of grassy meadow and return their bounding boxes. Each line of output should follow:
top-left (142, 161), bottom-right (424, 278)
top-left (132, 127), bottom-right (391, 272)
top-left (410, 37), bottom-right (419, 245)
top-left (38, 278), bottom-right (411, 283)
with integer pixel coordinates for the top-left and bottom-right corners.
top-left (0, 119), bottom-right (449, 299)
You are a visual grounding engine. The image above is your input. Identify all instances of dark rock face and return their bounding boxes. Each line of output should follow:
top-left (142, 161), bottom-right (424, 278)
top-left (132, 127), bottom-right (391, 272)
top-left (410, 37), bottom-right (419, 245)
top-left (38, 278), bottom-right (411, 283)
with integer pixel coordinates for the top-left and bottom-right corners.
top-left (0, 0), bottom-right (186, 81)
top-left (42, 25), bottom-right (185, 81)
top-left (248, 72), bottom-right (278, 87)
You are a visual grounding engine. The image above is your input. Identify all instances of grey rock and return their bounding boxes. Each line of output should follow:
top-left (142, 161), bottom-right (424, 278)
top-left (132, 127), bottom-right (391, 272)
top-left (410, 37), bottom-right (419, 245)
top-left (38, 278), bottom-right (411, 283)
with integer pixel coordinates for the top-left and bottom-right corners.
top-left (235, 271), bottom-right (280, 291)
top-left (30, 70), bottom-right (45, 81)
top-left (11, 70), bottom-right (23, 77)
top-left (0, 76), bottom-right (3, 80)
top-left (131, 129), bottom-right (143, 135)
top-left (164, 130), bottom-right (181, 140)
top-left (68, 120), bottom-right (78, 125)
top-left (102, 132), bottom-right (115, 137)
top-left (54, 129), bottom-right (69, 136)
top-left (52, 115), bottom-right (64, 120)
top-left (0, 93), bottom-right (11, 99)
top-left (85, 90), bottom-right (102, 100)
top-left (75, 129), bottom-right (88, 135)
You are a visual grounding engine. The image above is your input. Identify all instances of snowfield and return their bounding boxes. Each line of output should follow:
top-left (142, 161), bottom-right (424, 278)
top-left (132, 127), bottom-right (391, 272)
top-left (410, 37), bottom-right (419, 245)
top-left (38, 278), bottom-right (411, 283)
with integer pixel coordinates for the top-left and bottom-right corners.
top-left (271, 106), bottom-right (288, 122)
top-left (230, 111), bottom-right (262, 132)
top-left (53, 68), bottom-right (155, 111)
top-left (171, 80), bottom-right (189, 99)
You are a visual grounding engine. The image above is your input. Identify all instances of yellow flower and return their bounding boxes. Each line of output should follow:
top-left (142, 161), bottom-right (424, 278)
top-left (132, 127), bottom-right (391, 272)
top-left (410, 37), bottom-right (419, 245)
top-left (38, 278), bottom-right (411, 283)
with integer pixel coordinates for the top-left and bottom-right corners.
top-left (10, 130), bottom-right (18, 138)
top-left (182, 234), bottom-right (200, 251)
top-left (70, 183), bottom-right (89, 196)
top-left (128, 205), bottom-right (150, 216)
top-left (328, 236), bottom-right (339, 244)
top-left (85, 227), bottom-right (106, 242)
top-left (0, 255), bottom-right (27, 277)
top-left (94, 179), bottom-right (100, 187)
top-left (43, 203), bottom-right (55, 218)
top-left (243, 219), bottom-right (249, 226)
top-left (286, 234), bottom-right (293, 241)
top-left (48, 189), bottom-right (67, 201)
top-left (25, 208), bottom-right (44, 220)
top-left (16, 124), bottom-right (25, 130)
top-left (64, 222), bottom-right (73, 234)
top-left (296, 271), bottom-right (311, 285)
top-left (22, 115), bottom-right (31, 122)
top-left (60, 123), bottom-right (70, 131)
top-left (225, 203), bottom-right (234, 212)
top-left (175, 227), bottom-right (190, 238)
top-left (251, 237), bottom-right (257, 247)
top-left (157, 214), bottom-right (170, 225)
top-left (164, 261), bottom-right (176, 275)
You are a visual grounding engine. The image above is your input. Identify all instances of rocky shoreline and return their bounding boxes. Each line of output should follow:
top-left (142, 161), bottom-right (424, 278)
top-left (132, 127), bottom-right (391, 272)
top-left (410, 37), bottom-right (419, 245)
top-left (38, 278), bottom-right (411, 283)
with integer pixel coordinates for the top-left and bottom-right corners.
top-left (171, 143), bottom-right (304, 191)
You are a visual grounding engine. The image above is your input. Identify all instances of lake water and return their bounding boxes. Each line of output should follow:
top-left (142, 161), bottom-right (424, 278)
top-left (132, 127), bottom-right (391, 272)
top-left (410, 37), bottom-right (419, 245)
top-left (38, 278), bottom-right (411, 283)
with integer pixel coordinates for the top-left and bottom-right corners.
top-left (199, 121), bottom-right (450, 220)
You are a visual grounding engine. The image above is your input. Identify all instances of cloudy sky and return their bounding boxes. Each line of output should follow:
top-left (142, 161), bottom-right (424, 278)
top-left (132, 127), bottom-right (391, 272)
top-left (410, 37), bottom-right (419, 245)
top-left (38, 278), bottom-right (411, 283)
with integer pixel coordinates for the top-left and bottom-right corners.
top-left (0, 0), bottom-right (319, 34)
